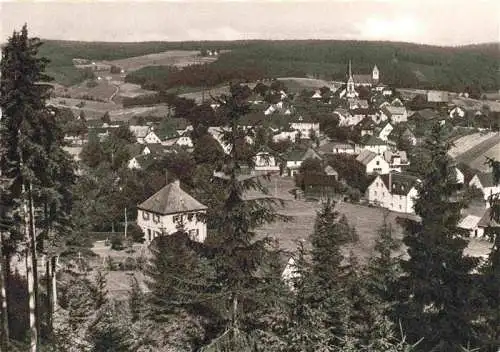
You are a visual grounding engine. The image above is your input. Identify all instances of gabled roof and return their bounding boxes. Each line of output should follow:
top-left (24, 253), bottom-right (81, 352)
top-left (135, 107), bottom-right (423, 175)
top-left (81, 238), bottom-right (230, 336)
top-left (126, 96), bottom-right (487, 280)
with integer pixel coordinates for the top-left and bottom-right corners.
top-left (146, 143), bottom-right (167, 154)
top-left (285, 148), bottom-right (321, 162)
top-left (127, 144), bottom-right (143, 157)
top-left (324, 165), bottom-right (339, 176)
top-left (357, 117), bottom-right (376, 130)
top-left (477, 208), bottom-right (500, 228)
top-left (411, 109), bottom-right (439, 120)
top-left (362, 135), bottom-right (387, 146)
top-left (457, 215), bottom-right (482, 230)
top-left (380, 173), bottom-right (420, 196)
top-left (383, 150), bottom-right (408, 164)
top-left (129, 125), bottom-right (150, 139)
top-left (382, 105), bottom-right (407, 117)
top-left (138, 180), bottom-right (207, 215)
top-left (473, 172), bottom-right (498, 188)
top-left (356, 149), bottom-right (378, 165)
top-left (353, 74), bottom-right (373, 84)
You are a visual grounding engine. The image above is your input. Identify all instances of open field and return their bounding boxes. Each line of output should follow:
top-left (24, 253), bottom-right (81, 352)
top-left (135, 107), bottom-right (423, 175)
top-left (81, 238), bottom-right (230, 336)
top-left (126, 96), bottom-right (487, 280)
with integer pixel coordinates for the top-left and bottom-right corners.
top-left (277, 77), bottom-right (332, 92)
top-left (108, 104), bottom-right (170, 121)
top-left (451, 132), bottom-right (500, 171)
top-left (254, 177), bottom-right (493, 261)
top-left (101, 50), bottom-right (219, 72)
top-left (448, 132), bottom-right (497, 158)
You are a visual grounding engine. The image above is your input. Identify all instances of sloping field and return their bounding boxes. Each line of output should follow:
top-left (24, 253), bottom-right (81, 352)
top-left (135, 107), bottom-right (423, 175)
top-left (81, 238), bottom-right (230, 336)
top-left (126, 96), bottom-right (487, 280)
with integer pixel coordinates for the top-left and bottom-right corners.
top-left (452, 133), bottom-right (500, 171)
top-left (448, 132), bottom-right (497, 158)
top-left (277, 77), bottom-right (332, 91)
top-left (101, 50), bottom-right (218, 72)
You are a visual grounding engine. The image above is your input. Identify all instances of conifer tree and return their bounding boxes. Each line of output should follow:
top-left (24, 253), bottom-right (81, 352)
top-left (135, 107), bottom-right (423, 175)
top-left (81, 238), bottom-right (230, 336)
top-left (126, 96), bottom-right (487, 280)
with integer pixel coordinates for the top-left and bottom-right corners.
top-left (198, 83), bottom-right (287, 349)
top-left (397, 124), bottom-right (481, 350)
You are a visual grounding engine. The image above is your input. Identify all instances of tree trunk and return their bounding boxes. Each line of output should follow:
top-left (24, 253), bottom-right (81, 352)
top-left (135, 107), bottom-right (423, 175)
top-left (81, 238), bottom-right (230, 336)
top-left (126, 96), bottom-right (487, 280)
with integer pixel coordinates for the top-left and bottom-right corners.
top-left (51, 256), bottom-right (58, 315)
top-left (0, 231), bottom-right (9, 350)
top-left (23, 184), bottom-right (37, 352)
top-left (28, 183), bottom-right (40, 349)
top-left (124, 207), bottom-right (128, 239)
top-left (45, 255), bottom-right (52, 340)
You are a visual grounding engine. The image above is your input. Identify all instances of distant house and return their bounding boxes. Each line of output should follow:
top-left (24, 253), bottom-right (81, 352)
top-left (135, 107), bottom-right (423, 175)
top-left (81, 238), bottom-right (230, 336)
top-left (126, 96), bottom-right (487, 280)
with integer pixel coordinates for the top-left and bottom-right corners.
top-left (358, 118), bottom-right (377, 137)
top-left (477, 208), bottom-right (500, 237)
top-left (272, 130), bottom-right (299, 143)
top-left (283, 148), bottom-right (322, 176)
top-left (163, 135), bottom-right (194, 148)
top-left (127, 154), bottom-right (160, 170)
top-left (366, 172), bottom-right (420, 214)
top-left (318, 141), bottom-right (358, 155)
top-left (144, 131), bottom-right (162, 144)
top-left (254, 148), bottom-right (281, 173)
top-left (137, 180), bottom-right (208, 243)
top-left (452, 167), bottom-right (465, 185)
top-left (334, 108), bottom-right (357, 127)
top-left (387, 125), bottom-right (417, 147)
top-left (383, 150), bottom-right (409, 172)
top-left (360, 135), bottom-right (389, 154)
top-left (377, 121), bottom-right (394, 141)
top-left (356, 150), bottom-right (390, 175)
top-left (129, 125), bottom-right (151, 144)
top-left (324, 165), bottom-right (339, 180)
top-left (427, 90), bottom-right (449, 103)
top-left (457, 215), bottom-right (483, 238)
top-left (469, 172), bottom-right (500, 207)
top-left (290, 116), bottom-right (320, 138)
top-left (449, 106), bottom-right (467, 119)
top-left (380, 106), bottom-right (408, 123)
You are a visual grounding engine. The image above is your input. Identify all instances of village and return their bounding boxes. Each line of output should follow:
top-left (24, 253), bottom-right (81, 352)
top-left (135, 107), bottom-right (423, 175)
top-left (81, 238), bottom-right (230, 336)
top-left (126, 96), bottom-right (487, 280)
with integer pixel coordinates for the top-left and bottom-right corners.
top-left (53, 56), bottom-right (500, 287)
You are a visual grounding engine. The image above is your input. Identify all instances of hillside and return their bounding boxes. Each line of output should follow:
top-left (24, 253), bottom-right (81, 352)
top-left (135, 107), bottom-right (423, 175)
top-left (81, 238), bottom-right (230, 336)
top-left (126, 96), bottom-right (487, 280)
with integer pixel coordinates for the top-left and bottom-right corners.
top-left (39, 39), bottom-right (500, 91)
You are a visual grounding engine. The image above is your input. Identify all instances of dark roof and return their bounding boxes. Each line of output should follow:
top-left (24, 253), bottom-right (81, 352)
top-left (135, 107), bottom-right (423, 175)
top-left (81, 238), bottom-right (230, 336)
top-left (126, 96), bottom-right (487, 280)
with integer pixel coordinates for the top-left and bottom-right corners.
top-left (353, 74), bottom-right (373, 84)
top-left (145, 143), bottom-right (167, 154)
top-left (357, 117), bottom-right (376, 130)
top-left (138, 180), bottom-right (207, 215)
top-left (411, 109), bottom-right (439, 120)
top-left (356, 150), bottom-right (378, 165)
top-left (362, 135), bottom-right (387, 146)
top-left (127, 144), bottom-right (143, 157)
top-left (475, 172), bottom-right (498, 188)
top-left (477, 208), bottom-right (500, 228)
top-left (380, 173), bottom-right (420, 195)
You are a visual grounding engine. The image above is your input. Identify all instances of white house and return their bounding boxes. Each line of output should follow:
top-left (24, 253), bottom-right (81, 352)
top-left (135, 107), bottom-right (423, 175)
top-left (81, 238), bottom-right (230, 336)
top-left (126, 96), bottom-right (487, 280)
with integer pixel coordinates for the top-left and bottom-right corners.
top-left (272, 130), bottom-right (299, 143)
top-left (318, 141), bottom-right (358, 155)
top-left (383, 150), bottom-right (409, 172)
top-left (366, 172), bottom-right (420, 214)
top-left (453, 167), bottom-right (465, 185)
top-left (290, 116), bottom-right (320, 138)
top-left (449, 106), bottom-right (466, 119)
top-left (469, 172), bottom-right (500, 207)
top-left (334, 109), bottom-right (358, 127)
top-left (284, 148), bottom-right (322, 176)
top-left (356, 149), bottom-right (390, 175)
top-left (143, 131), bottom-right (163, 144)
top-left (162, 135), bottom-right (194, 148)
top-left (377, 122), bottom-right (394, 141)
top-left (137, 180), bottom-right (208, 243)
top-left (254, 149), bottom-right (280, 172)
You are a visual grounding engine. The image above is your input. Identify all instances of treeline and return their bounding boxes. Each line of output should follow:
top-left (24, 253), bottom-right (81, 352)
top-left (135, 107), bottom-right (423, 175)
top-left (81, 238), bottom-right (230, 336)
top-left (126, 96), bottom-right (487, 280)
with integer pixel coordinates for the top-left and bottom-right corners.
top-left (125, 63), bottom-right (265, 91)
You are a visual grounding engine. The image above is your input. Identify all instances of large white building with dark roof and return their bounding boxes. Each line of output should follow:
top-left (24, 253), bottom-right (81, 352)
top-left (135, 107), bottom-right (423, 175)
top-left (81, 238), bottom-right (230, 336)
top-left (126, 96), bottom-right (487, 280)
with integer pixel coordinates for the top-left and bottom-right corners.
top-left (366, 172), bottom-right (420, 214)
top-left (137, 180), bottom-right (207, 243)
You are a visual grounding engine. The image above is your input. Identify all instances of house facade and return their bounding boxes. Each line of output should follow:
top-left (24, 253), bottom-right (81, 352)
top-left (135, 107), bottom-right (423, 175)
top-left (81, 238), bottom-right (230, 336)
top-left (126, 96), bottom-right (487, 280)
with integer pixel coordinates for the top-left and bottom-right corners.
top-left (254, 150), bottom-right (280, 172)
top-left (356, 150), bottom-right (390, 175)
top-left (137, 180), bottom-right (207, 243)
top-left (469, 173), bottom-right (500, 207)
top-left (377, 122), bottom-right (394, 141)
top-left (383, 150), bottom-right (409, 172)
top-left (366, 173), bottom-right (420, 214)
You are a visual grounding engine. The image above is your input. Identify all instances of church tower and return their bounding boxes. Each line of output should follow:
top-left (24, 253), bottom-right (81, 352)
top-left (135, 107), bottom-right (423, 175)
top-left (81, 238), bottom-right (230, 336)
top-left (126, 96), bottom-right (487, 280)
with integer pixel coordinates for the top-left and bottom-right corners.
top-left (346, 60), bottom-right (356, 98)
top-left (372, 65), bottom-right (380, 83)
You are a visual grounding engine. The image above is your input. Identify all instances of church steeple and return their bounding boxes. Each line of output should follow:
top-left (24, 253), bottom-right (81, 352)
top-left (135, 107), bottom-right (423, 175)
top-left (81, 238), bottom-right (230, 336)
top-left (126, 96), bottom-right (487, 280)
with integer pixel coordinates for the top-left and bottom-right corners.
top-left (346, 60), bottom-right (356, 98)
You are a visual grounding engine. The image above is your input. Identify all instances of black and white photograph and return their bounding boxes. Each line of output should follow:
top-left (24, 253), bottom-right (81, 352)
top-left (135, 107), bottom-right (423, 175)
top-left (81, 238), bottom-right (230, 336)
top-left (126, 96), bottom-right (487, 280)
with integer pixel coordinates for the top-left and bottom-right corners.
top-left (0, 0), bottom-right (499, 351)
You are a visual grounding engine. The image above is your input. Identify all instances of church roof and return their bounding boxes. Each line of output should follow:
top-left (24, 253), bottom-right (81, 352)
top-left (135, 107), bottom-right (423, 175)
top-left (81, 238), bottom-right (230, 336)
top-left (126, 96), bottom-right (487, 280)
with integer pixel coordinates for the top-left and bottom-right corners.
top-left (353, 74), bottom-right (373, 84)
top-left (138, 180), bottom-right (207, 215)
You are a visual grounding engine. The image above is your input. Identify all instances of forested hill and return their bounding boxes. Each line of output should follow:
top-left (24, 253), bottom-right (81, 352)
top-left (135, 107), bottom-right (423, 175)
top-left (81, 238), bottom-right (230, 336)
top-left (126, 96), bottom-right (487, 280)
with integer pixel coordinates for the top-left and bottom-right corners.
top-left (39, 39), bottom-right (500, 91)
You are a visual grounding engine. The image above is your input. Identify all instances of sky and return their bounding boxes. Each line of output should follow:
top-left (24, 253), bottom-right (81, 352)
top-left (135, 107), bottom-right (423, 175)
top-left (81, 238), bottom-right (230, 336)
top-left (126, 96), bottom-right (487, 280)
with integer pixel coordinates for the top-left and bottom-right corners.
top-left (1, 0), bottom-right (499, 46)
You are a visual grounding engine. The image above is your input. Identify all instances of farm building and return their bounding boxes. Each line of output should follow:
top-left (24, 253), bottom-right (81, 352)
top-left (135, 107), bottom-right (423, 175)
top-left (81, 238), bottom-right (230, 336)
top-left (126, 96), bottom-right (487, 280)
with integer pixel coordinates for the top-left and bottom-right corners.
top-left (137, 180), bottom-right (207, 243)
top-left (283, 148), bottom-right (322, 176)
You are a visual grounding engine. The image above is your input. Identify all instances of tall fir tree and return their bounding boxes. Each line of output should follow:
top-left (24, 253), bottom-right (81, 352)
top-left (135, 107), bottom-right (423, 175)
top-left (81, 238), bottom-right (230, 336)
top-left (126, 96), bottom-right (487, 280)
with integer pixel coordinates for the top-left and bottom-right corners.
top-left (397, 123), bottom-right (481, 351)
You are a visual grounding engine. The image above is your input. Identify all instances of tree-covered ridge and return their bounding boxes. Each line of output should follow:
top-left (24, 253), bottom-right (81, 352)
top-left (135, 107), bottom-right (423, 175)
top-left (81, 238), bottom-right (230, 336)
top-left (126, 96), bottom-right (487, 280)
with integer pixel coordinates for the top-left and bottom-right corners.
top-left (37, 39), bottom-right (500, 91)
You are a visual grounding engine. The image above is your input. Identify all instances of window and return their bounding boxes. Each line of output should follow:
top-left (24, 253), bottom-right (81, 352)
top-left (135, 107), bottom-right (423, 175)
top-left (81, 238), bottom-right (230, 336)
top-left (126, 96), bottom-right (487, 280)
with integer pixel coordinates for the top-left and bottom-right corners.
top-left (153, 214), bottom-right (160, 223)
top-left (374, 191), bottom-right (377, 196)
top-left (147, 229), bottom-right (152, 241)
top-left (142, 211), bottom-right (150, 220)
top-left (189, 229), bottom-right (199, 240)
top-left (383, 192), bottom-right (385, 197)
top-left (376, 160), bottom-right (380, 166)
top-left (399, 204), bottom-right (402, 210)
